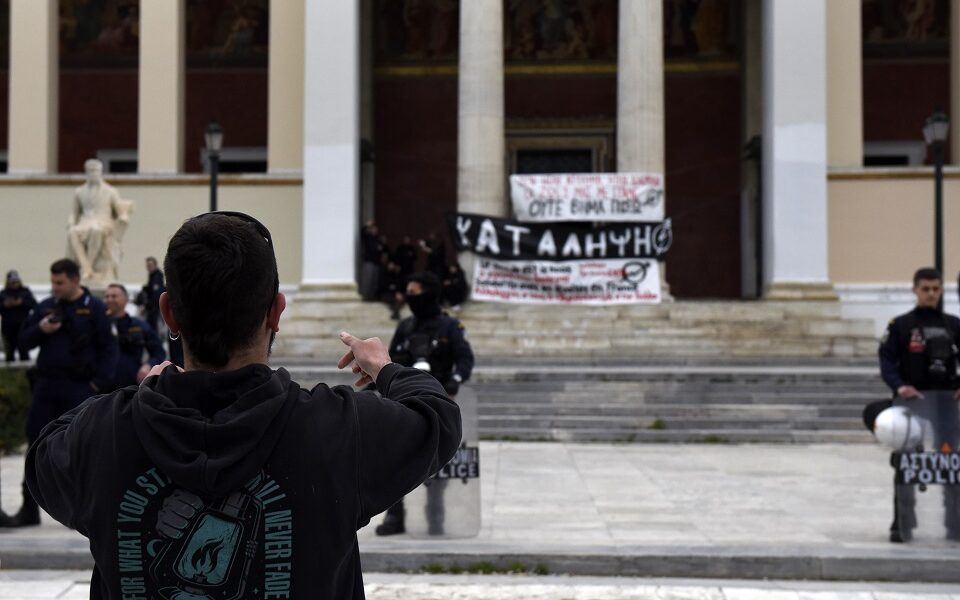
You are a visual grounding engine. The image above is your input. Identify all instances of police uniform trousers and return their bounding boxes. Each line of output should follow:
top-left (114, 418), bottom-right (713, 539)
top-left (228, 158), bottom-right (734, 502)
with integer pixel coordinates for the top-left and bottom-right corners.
top-left (26, 378), bottom-right (91, 444)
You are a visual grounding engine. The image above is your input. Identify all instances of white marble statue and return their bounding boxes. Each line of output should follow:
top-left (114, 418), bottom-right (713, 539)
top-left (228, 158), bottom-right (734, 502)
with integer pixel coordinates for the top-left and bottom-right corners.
top-left (67, 159), bottom-right (134, 284)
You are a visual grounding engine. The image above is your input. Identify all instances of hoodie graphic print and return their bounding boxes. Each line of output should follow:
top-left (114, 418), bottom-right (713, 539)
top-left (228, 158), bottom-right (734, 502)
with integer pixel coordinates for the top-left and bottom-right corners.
top-left (115, 468), bottom-right (292, 599)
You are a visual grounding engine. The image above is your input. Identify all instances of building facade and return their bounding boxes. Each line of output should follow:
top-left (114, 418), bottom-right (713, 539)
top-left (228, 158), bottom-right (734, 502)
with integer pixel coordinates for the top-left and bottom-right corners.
top-left (0, 0), bottom-right (958, 324)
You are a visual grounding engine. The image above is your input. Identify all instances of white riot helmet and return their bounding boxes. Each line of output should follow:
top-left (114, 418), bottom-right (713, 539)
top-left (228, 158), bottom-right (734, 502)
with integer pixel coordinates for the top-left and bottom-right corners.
top-left (874, 406), bottom-right (925, 451)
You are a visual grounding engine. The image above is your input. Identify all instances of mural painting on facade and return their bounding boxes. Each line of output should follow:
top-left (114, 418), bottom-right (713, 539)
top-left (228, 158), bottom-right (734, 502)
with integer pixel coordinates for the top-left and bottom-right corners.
top-left (862, 0), bottom-right (948, 58)
top-left (504, 0), bottom-right (617, 62)
top-left (664, 0), bottom-right (738, 60)
top-left (59, 0), bottom-right (139, 67)
top-left (0, 1), bottom-right (9, 68)
top-left (187, 0), bottom-right (269, 67)
top-left (375, 0), bottom-right (460, 62)
top-left (375, 0), bottom-right (739, 66)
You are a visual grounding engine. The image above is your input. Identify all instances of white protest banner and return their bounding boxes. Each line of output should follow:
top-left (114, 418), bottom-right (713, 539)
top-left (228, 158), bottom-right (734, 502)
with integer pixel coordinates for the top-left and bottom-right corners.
top-left (509, 172), bottom-right (665, 222)
top-left (472, 257), bottom-right (661, 305)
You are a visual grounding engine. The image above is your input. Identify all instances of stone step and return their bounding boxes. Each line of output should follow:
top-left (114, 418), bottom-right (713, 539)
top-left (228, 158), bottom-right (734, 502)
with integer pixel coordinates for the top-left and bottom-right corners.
top-left (477, 402), bottom-right (867, 418)
top-left (480, 428), bottom-right (872, 444)
top-left (278, 361), bottom-right (886, 444)
top-left (479, 411), bottom-right (865, 432)
top-left (276, 295), bottom-right (877, 360)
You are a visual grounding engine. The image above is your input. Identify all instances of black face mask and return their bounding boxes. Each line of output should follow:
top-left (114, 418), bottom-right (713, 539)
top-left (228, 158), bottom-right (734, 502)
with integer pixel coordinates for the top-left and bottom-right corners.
top-left (407, 293), bottom-right (440, 319)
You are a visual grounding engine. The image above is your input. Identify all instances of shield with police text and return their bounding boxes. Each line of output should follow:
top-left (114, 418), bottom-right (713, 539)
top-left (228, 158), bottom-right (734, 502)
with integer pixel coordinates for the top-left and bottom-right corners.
top-left (405, 386), bottom-right (481, 539)
top-left (892, 391), bottom-right (960, 543)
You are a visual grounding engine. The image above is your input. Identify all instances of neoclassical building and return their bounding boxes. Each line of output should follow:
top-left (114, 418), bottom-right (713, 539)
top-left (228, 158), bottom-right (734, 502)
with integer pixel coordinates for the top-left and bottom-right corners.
top-left (0, 0), bottom-right (958, 328)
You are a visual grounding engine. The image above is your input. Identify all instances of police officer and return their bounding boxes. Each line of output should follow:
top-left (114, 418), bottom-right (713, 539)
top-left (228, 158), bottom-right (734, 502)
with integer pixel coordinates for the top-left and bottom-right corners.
top-left (375, 271), bottom-right (473, 535)
top-left (877, 267), bottom-right (960, 542)
top-left (135, 256), bottom-right (165, 332)
top-left (0, 270), bottom-right (37, 362)
top-left (9, 258), bottom-right (117, 526)
top-left (104, 283), bottom-right (165, 389)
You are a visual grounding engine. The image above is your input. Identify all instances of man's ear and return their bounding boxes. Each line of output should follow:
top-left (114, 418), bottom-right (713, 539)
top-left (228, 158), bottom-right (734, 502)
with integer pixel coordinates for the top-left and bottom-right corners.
top-left (159, 292), bottom-right (180, 333)
top-left (267, 293), bottom-right (286, 332)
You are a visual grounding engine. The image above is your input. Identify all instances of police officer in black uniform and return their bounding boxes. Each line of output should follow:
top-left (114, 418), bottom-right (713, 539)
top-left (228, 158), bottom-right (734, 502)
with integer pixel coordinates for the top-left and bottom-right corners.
top-left (375, 271), bottom-right (473, 535)
top-left (9, 258), bottom-right (118, 526)
top-left (104, 283), bottom-right (165, 389)
top-left (135, 256), bottom-right (165, 332)
top-left (877, 267), bottom-right (960, 542)
top-left (0, 270), bottom-right (37, 362)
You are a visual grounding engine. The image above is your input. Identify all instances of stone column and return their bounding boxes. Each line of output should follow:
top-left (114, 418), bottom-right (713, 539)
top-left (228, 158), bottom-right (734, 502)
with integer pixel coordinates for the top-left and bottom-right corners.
top-left (302, 1), bottom-right (359, 286)
top-left (138, 0), bottom-right (185, 173)
top-left (762, 0), bottom-right (834, 299)
top-left (456, 0), bottom-right (505, 278)
top-left (617, 0), bottom-right (669, 298)
top-left (8, 0), bottom-right (57, 173)
top-left (826, 0), bottom-right (863, 167)
top-left (617, 0), bottom-right (664, 174)
top-left (268, 0), bottom-right (305, 173)
top-left (952, 0), bottom-right (960, 163)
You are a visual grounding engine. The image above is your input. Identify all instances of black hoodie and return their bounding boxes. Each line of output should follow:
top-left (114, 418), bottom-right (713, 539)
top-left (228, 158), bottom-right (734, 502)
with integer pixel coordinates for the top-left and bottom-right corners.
top-left (26, 362), bottom-right (461, 599)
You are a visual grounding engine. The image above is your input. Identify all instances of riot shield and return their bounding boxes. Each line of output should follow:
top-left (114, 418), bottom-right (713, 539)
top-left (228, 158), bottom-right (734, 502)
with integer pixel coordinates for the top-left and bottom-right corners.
top-left (405, 386), bottom-right (481, 539)
top-left (892, 391), bottom-right (960, 543)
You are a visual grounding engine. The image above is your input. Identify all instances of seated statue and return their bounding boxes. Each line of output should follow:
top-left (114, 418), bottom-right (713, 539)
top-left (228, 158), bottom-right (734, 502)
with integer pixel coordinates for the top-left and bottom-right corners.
top-left (67, 159), bottom-right (134, 283)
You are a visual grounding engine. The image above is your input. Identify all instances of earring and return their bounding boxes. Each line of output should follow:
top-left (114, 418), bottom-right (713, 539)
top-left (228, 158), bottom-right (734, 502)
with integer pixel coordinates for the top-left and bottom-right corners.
top-left (169, 331), bottom-right (180, 341)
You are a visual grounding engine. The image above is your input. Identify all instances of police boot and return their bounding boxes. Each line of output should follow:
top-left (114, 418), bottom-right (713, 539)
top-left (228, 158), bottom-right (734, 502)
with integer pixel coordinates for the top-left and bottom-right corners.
top-left (12, 481), bottom-right (40, 527)
top-left (375, 502), bottom-right (405, 536)
top-left (0, 509), bottom-right (14, 528)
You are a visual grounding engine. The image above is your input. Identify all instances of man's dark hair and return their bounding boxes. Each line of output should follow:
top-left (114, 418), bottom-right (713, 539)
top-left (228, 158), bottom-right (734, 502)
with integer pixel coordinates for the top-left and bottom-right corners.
top-left (50, 258), bottom-right (80, 279)
top-left (914, 267), bottom-right (942, 286)
top-left (407, 271), bottom-right (441, 296)
top-left (107, 283), bottom-right (129, 298)
top-left (164, 214), bottom-right (279, 367)
top-left (146, 256), bottom-right (157, 264)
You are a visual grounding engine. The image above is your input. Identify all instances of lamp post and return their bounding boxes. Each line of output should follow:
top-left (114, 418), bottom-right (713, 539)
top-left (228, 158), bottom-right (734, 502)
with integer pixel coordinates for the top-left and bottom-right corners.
top-left (923, 113), bottom-right (949, 310)
top-left (205, 121), bottom-right (224, 213)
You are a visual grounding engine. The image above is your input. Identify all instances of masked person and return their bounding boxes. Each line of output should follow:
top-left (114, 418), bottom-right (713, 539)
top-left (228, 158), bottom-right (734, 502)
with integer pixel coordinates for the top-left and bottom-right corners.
top-left (0, 269), bottom-right (37, 362)
top-left (875, 267), bottom-right (960, 542)
top-left (12, 258), bottom-right (118, 527)
top-left (376, 271), bottom-right (474, 535)
top-left (104, 283), bottom-right (165, 389)
top-left (25, 212), bottom-right (461, 598)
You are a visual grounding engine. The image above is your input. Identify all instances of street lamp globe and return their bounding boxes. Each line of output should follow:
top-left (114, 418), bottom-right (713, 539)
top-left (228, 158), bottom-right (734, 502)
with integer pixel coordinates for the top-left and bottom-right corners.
top-left (204, 120), bottom-right (224, 157)
top-left (205, 121), bottom-right (223, 213)
top-left (923, 112), bottom-right (949, 146)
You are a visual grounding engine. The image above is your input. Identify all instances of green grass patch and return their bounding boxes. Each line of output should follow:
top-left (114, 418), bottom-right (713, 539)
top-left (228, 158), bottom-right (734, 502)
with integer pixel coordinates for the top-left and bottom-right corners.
top-left (0, 367), bottom-right (30, 453)
top-left (649, 418), bottom-right (667, 430)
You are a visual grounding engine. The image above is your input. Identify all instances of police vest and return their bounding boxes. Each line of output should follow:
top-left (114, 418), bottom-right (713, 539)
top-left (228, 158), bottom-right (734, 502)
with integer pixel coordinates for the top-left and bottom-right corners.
top-left (898, 312), bottom-right (960, 389)
top-left (397, 317), bottom-right (456, 384)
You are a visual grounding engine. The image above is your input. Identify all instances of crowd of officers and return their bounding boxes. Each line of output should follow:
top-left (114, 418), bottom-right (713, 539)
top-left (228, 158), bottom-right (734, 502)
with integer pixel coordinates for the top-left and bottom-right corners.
top-left (360, 222), bottom-right (469, 318)
top-left (0, 258), bottom-right (168, 527)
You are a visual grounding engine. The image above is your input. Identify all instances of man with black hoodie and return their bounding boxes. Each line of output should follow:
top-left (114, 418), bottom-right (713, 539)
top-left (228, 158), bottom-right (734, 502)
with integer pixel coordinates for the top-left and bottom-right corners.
top-left (26, 212), bottom-right (462, 599)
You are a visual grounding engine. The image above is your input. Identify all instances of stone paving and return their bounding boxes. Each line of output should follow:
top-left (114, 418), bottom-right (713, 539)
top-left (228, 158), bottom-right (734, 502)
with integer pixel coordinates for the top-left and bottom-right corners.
top-left (2, 442), bottom-right (960, 580)
top-left (2, 572), bottom-right (960, 599)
